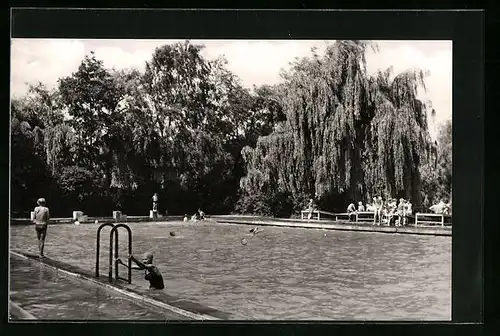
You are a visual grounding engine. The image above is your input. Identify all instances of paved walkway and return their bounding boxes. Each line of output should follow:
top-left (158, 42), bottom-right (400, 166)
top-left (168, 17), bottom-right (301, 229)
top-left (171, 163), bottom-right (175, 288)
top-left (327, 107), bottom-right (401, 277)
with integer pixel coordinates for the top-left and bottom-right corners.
top-left (9, 254), bottom-right (192, 320)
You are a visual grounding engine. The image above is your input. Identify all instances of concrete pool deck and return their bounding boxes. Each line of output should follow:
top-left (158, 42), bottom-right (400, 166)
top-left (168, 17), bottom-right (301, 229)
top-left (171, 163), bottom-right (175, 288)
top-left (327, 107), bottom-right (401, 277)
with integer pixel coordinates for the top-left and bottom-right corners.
top-left (10, 250), bottom-right (230, 321)
top-left (211, 216), bottom-right (452, 237)
top-left (10, 215), bottom-right (451, 236)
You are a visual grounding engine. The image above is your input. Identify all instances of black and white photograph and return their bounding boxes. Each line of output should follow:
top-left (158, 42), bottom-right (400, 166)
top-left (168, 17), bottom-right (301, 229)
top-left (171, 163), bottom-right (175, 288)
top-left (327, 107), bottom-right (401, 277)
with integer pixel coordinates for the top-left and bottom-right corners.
top-left (9, 36), bottom-right (453, 321)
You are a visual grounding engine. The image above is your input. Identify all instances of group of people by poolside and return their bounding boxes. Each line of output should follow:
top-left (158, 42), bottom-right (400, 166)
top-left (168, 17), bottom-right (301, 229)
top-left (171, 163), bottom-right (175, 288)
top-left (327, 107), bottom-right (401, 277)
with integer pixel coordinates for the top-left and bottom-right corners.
top-left (429, 200), bottom-right (452, 215)
top-left (347, 197), bottom-right (413, 226)
top-left (184, 208), bottom-right (205, 222)
top-left (307, 195), bottom-right (451, 227)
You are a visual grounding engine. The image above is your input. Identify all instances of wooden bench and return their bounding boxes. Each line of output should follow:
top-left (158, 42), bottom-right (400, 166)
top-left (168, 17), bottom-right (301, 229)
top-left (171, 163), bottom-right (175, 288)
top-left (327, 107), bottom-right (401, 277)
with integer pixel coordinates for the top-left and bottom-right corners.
top-left (301, 210), bottom-right (320, 220)
top-left (301, 210), bottom-right (352, 221)
top-left (356, 211), bottom-right (375, 222)
top-left (415, 213), bottom-right (452, 227)
top-left (300, 210), bottom-right (377, 223)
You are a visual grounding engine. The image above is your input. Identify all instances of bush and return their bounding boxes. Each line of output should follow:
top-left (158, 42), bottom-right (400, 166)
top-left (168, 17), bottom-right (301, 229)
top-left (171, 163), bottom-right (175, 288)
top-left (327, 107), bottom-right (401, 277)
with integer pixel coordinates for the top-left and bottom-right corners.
top-left (235, 189), bottom-right (295, 218)
top-left (55, 165), bottom-right (102, 214)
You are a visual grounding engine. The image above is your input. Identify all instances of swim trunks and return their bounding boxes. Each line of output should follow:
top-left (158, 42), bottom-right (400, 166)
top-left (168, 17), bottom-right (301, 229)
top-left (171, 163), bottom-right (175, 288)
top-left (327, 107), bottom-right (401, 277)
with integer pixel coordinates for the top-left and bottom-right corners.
top-left (145, 267), bottom-right (164, 289)
top-left (35, 224), bottom-right (47, 239)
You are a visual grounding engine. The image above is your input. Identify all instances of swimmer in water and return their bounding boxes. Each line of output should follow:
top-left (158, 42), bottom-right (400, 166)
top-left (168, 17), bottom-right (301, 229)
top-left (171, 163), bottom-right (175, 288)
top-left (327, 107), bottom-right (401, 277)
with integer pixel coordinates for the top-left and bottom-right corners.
top-left (249, 227), bottom-right (263, 235)
top-left (116, 252), bottom-right (164, 289)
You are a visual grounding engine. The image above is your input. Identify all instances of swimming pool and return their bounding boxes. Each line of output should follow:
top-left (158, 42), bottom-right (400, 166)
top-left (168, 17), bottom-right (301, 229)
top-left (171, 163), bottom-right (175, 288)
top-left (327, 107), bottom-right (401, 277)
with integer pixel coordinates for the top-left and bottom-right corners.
top-left (10, 221), bottom-right (451, 320)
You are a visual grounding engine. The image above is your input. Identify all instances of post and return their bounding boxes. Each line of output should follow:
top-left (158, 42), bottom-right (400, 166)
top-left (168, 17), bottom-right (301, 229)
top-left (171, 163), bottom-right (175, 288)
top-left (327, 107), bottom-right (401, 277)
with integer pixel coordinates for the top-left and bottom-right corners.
top-left (441, 215), bottom-right (444, 227)
top-left (108, 229), bottom-right (114, 282)
top-left (96, 222), bottom-right (115, 278)
top-left (73, 211), bottom-right (84, 220)
top-left (111, 224), bottom-right (133, 284)
top-left (415, 214), bottom-right (418, 227)
top-left (114, 229), bottom-right (119, 282)
top-left (127, 229), bottom-right (132, 284)
top-left (113, 211), bottom-right (121, 222)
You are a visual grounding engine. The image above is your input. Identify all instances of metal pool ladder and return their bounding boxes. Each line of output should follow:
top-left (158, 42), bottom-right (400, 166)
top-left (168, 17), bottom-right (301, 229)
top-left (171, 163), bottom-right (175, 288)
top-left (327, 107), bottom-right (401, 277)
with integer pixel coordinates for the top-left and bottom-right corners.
top-left (95, 222), bottom-right (132, 284)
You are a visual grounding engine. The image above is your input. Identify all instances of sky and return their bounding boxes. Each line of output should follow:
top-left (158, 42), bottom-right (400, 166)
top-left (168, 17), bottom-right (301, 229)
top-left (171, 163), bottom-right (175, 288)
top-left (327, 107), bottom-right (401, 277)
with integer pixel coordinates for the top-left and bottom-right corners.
top-left (10, 39), bottom-right (452, 139)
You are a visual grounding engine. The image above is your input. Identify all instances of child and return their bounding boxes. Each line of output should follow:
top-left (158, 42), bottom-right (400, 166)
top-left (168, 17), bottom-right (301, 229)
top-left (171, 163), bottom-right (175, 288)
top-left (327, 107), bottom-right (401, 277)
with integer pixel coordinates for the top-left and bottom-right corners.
top-left (307, 199), bottom-right (315, 219)
top-left (32, 198), bottom-right (50, 257)
top-left (406, 201), bottom-right (413, 216)
top-left (116, 252), bottom-right (164, 289)
top-left (373, 197), bottom-right (383, 225)
top-left (358, 201), bottom-right (365, 212)
top-left (386, 199), bottom-right (398, 226)
top-left (347, 203), bottom-right (357, 221)
top-left (198, 209), bottom-right (205, 221)
top-left (397, 198), bottom-right (406, 226)
top-left (152, 193), bottom-right (159, 212)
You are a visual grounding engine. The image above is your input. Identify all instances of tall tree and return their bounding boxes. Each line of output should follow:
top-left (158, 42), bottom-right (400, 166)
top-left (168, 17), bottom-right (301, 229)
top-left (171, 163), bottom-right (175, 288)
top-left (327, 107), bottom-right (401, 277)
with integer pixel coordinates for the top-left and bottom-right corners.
top-left (58, 52), bottom-right (125, 185)
top-left (239, 41), bottom-right (435, 215)
top-left (419, 120), bottom-right (452, 208)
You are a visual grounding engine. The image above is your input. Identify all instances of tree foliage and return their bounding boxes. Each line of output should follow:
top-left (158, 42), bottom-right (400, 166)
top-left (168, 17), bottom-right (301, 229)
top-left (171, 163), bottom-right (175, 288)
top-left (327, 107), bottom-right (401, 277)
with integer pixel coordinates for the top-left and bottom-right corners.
top-left (10, 40), bottom-right (450, 218)
top-left (11, 41), bottom-right (277, 217)
top-left (239, 41), bottom-right (440, 215)
top-left (419, 120), bottom-right (452, 209)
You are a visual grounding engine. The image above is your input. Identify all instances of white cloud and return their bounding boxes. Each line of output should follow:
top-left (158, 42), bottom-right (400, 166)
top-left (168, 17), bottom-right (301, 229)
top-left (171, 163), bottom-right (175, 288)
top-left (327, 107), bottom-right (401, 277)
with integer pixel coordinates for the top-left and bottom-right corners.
top-left (92, 46), bottom-right (151, 72)
top-left (200, 40), bottom-right (326, 88)
top-left (11, 39), bottom-right (86, 98)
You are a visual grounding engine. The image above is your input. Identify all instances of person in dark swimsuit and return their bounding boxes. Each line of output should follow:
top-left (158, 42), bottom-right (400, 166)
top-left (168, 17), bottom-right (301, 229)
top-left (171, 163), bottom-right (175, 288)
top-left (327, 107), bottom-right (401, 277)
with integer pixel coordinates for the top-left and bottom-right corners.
top-left (249, 227), bottom-right (264, 235)
top-left (32, 198), bottom-right (50, 257)
top-left (117, 252), bottom-right (164, 289)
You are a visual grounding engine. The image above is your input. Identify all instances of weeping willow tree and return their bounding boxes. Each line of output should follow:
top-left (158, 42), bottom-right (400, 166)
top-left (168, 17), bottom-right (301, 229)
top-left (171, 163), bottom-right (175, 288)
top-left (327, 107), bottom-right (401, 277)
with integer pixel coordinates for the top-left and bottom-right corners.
top-left (239, 41), bottom-right (435, 214)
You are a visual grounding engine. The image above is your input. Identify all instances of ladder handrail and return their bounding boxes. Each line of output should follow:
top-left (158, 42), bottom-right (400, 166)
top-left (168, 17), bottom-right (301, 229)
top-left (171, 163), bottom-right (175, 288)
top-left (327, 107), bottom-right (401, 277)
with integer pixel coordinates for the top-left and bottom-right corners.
top-left (96, 222), bottom-right (133, 284)
top-left (109, 223), bottom-right (132, 284)
top-left (95, 222), bottom-right (115, 278)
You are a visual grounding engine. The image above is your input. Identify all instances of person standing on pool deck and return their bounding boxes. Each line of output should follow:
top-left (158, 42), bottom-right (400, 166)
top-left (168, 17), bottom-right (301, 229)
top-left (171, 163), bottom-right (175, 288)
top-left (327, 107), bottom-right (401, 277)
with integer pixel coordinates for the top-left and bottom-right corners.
top-left (396, 198), bottom-right (406, 226)
top-left (32, 198), bottom-right (50, 257)
top-left (373, 196), bottom-right (383, 225)
top-left (152, 193), bottom-right (159, 212)
top-left (198, 208), bottom-right (205, 221)
top-left (116, 252), bottom-right (164, 289)
top-left (307, 198), bottom-right (316, 219)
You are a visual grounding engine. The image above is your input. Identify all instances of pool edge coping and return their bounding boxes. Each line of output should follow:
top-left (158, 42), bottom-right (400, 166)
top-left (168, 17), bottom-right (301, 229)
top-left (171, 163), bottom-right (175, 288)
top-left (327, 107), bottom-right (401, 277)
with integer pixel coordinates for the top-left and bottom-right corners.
top-left (9, 300), bottom-right (37, 320)
top-left (213, 218), bottom-right (452, 236)
top-left (10, 251), bottom-right (222, 321)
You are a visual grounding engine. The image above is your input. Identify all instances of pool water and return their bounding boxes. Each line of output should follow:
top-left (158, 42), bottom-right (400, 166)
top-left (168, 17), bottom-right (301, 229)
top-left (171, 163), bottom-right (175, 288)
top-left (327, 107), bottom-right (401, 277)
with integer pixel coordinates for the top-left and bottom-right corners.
top-left (10, 221), bottom-right (451, 320)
